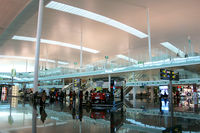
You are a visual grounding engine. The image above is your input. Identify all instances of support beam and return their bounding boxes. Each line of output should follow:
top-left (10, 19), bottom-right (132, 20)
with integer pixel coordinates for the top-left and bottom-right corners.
top-left (108, 74), bottom-right (111, 92)
top-left (80, 26), bottom-right (83, 71)
top-left (147, 8), bottom-right (152, 62)
top-left (33, 0), bottom-right (44, 93)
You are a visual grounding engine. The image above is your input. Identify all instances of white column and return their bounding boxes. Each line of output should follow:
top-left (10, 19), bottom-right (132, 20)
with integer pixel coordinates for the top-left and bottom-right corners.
top-left (33, 0), bottom-right (44, 93)
top-left (132, 87), bottom-right (137, 107)
top-left (147, 8), bottom-right (152, 62)
top-left (132, 72), bottom-right (135, 81)
top-left (80, 29), bottom-right (83, 70)
top-left (62, 79), bottom-right (65, 86)
top-left (108, 74), bottom-right (111, 92)
top-left (188, 36), bottom-right (191, 55)
top-left (32, 106), bottom-right (37, 133)
top-left (169, 80), bottom-right (173, 114)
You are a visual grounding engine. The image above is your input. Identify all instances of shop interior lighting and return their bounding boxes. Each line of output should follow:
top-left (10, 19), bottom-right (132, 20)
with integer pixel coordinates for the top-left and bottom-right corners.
top-left (160, 42), bottom-right (185, 58)
top-left (45, 1), bottom-right (148, 39)
top-left (0, 55), bottom-right (68, 65)
top-left (12, 35), bottom-right (99, 54)
top-left (117, 54), bottom-right (138, 64)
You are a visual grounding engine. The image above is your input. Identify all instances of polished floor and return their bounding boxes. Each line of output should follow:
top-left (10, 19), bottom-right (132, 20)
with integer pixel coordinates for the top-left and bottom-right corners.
top-left (0, 96), bottom-right (200, 133)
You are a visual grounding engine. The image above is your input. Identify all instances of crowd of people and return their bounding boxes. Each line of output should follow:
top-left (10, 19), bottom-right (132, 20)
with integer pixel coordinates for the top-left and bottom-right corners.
top-left (31, 89), bottom-right (66, 107)
top-left (49, 90), bottom-right (66, 103)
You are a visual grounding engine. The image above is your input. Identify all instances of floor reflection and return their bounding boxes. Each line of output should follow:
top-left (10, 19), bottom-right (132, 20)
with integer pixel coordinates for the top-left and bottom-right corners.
top-left (0, 97), bottom-right (200, 133)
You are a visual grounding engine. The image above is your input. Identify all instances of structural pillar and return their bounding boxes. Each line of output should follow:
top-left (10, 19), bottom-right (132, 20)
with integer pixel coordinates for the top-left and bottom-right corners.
top-left (72, 78), bottom-right (75, 91)
top-left (108, 74), bottom-right (111, 92)
top-left (80, 28), bottom-right (83, 71)
top-left (33, 0), bottom-right (44, 93)
top-left (62, 79), bottom-right (65, 86)
top-left (169, 80), bottom-right (174, 122)
top-left (147, 8), bottom-right (152, 62)
top-left (193, 84), bottom-right (198, 112)
top-left (132, 72), bottom-right (135, 81)
top-left (149, 87), bottom-right (154, 102)
top-left (32, 105), bottom-right (37, 133)
top-left (132, 87), bottom-right (137, 108)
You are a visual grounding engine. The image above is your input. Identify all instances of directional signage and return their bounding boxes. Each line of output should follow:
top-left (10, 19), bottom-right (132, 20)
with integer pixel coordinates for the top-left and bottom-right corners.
top-left (160, 69), bottom-right (171, 80)
top-left (171, 71), bottom-right (179, 81)
top-left (74, 78), bottom-right (81, 87)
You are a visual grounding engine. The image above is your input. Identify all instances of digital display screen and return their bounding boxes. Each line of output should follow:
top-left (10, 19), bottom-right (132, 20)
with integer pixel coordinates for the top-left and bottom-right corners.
top-left (159, 86), bottom-right (169, 95)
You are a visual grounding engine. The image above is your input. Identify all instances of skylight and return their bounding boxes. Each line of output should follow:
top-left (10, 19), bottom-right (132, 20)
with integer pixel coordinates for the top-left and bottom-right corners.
top-left (12, 35), bottom-right (99, 54)
top-left (117, 54), bottom-right (138, 64)
top-left (160, 42), bottom-right (185, 58)
top-left (45, 1), bottom-right (148, 39)
top-left (0, 55), bottom-right (68, 65)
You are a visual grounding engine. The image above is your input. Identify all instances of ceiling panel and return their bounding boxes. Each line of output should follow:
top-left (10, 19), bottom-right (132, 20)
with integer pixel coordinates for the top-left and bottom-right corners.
top-left (0, 0), bottom-right (199, 71)
top-left (0, 0), bottom-right (30, 31)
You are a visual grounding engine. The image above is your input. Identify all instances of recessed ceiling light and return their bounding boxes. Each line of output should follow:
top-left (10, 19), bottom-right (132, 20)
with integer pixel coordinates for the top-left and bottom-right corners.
top-left (160, 42), bottom-right (185, 58)
top-left (117, 54), bottom-right (138, 64)
top-left (12, 35), bottom-right (99, 54)
top-left (0, 55), bottom-right (68, 65)
top-left (45, 1), bottom-right (148, 39)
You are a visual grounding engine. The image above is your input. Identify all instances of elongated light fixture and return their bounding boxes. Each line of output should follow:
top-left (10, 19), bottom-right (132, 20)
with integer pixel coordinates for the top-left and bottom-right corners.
top-left (160, 42), bottom-right (185, 58)
top-left (0, 55), bottom-right (68, 65)
top-left (12, 35), bottom-right (99, 54)
top-left (45, 1), bottom-right (148, 39)
top-left (117, 54), bottom-right (138, 64)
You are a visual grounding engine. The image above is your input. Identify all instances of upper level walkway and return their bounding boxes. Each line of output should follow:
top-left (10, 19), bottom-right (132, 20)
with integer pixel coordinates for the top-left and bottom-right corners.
top-left (0, 56), bottom-right (200, 83)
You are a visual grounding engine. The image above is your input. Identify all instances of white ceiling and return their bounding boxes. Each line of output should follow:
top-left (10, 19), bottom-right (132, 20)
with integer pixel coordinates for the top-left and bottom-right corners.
top-left (0, 0), bottom-right (200, 71)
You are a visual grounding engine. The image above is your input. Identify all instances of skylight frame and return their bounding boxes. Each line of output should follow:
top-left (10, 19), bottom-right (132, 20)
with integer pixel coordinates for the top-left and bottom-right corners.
top-left (0, 55), bottom-right (68, 65)
top-left (160, 42), bottom-right (185, 58)
top-left (117, 54), bottom-right (138, 64)
top-left (45, 1), bottom-right (148, 39)
top-left (12, 35), bottom-right (99, 54)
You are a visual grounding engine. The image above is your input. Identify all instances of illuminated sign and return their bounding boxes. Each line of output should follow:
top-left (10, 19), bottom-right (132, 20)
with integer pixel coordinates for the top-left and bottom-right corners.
top-left (160, 69), bottom-right (179, 81)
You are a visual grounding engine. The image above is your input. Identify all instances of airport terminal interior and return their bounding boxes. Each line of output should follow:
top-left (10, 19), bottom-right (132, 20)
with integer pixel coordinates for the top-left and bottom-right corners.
top-left (0, 0), bottom-right (200, 133)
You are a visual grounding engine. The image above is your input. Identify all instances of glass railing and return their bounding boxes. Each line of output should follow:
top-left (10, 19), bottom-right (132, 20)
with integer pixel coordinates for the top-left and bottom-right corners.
top-left (1, 54), bottom-right (200, 81)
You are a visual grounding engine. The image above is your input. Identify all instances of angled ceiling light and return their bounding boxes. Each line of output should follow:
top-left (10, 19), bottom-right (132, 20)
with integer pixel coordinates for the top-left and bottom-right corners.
top-left (160, 42), bottom-right (185, 58)
top-left (45, 1), bottom-right (148, 39)
top-left (12, 35), bottom-right (99, 54)
top-left (117, 54), bottom-right (138, 64)
top-left (0, 55), bottom-right (68, 65)
top-left (58, 61), bottom-right (69, 65)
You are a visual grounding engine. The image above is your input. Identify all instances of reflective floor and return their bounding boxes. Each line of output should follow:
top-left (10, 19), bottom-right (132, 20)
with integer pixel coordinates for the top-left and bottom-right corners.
top-left (0, 97), bottom-right (200, 133)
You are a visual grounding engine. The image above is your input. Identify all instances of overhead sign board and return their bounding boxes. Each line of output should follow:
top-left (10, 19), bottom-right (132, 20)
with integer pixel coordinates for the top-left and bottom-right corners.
top-left (160, 69), bottom-right (179, 81)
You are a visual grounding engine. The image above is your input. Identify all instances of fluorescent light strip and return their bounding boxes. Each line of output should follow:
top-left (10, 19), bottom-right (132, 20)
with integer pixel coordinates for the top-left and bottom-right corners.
top-left (117, 54), bottom-right (138, 64)
top-left (0, 55), bottom-right (68, 65)
top-left (58, 61), bottom-right (69, 65)
top-left (160, 42), bottom-right (185, 58)
top-left (12, 35), bottom-right (99, 54)
top-left (45, 1), bottom-right (148, 39)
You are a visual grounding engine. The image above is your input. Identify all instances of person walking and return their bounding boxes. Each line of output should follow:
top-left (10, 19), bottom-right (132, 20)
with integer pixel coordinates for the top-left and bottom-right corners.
top-left (60, 90), bottom-right (64, 103)
top-left (41, 90), bottom-right (46, 106)
top-left (72, 91), bottom-right (76, 107)
top-left (85, 91), bottom-right (89, 101)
